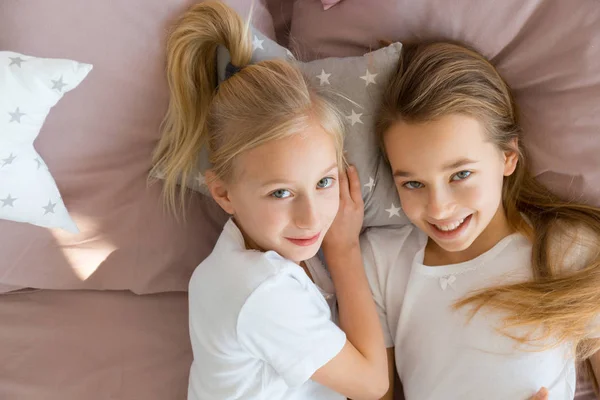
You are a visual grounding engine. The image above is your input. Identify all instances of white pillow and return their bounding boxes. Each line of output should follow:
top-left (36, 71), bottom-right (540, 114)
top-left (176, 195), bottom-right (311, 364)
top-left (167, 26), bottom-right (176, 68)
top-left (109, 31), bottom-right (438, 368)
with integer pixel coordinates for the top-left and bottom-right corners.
top-left (0, 51), bottom-right (92, 232)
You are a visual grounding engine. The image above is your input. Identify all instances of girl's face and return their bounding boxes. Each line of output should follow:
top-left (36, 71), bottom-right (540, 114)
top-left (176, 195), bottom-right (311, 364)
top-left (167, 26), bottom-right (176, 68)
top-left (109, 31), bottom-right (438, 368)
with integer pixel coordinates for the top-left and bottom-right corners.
top-left (384, 114), bottom-right (518, 260)
top-left (210, 123), bottom-right (340, 263)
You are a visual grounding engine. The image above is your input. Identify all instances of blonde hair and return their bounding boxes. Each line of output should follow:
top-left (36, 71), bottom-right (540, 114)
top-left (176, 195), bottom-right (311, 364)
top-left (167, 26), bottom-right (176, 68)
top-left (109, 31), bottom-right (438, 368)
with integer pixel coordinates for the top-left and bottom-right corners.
top-left (151, 0), bottom-right (345, 214)
top-left (377, 41), bottom-right (600, 361)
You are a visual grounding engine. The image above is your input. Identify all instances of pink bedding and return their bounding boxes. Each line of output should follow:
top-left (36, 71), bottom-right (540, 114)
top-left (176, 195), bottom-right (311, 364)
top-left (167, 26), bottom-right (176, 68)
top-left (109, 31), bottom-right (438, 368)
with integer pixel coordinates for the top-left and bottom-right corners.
top-left (0, 290), bottom-right (191, 400)
top-left (0, 0), bottom-right (597, 399)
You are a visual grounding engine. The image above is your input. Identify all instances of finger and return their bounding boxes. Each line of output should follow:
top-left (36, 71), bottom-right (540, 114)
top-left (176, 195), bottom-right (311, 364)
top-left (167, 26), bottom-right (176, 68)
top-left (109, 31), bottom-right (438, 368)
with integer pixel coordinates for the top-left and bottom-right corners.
top-left (338, 165), bottom-right (350, 201)
top-left (346, 165), bottom-right (364, 205)
top-left (530, 387), bottom-right (548, 400)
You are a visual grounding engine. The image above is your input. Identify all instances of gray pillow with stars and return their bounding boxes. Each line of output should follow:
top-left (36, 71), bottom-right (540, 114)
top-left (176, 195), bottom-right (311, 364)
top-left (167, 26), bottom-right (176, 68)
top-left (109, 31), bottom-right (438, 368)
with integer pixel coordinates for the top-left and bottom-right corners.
top-left (154, 29), bottom-right (408, 228)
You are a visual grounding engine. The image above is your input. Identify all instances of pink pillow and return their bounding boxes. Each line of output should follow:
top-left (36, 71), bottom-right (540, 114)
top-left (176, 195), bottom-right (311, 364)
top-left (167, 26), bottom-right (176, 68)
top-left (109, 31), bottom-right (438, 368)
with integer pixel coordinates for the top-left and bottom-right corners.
top-left (0, 0), bottom-right (275, 294)
top-left (290, 0), bottom-right (600, 207)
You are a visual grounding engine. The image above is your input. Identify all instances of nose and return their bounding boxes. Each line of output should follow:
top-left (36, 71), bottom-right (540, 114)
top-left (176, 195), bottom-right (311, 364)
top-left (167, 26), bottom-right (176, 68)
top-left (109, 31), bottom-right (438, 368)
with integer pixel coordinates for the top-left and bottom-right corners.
top-left (294, 195), bottom-right (319, 230)
top-left (426, 186), bottom-right (455, 220)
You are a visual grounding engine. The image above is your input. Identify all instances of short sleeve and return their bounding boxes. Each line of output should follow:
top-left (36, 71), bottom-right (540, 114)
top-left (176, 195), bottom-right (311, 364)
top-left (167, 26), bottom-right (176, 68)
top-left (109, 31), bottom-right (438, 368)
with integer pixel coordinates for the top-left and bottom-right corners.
top-left (237, 271), bottom-right (346, 388)
top-left (361, 231), bottom-right (394, 348)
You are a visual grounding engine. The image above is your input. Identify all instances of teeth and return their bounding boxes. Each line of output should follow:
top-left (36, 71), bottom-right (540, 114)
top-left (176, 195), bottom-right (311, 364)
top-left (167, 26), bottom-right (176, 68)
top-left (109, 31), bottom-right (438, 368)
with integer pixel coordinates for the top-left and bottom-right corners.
top-left (435, 218), bottom-right (465, 231)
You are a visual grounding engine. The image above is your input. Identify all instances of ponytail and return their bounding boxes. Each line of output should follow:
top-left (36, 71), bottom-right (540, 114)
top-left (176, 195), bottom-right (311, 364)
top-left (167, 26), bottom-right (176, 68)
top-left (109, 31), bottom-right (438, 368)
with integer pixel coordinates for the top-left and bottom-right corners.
top-left (151, 0), bottom-right (253, 214)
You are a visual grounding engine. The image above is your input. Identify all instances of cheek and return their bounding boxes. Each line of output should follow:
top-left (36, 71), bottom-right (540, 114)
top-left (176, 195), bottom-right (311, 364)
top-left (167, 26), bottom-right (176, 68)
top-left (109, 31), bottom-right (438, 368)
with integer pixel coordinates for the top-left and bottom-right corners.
top-left (396, 189), bottom-right (422, 218)
top-left (320, 189), bottom-right (340, 222)
top-left (458, 177), bottom-right (502, 210)
top-left (233, 197), bottom-right (284, 230)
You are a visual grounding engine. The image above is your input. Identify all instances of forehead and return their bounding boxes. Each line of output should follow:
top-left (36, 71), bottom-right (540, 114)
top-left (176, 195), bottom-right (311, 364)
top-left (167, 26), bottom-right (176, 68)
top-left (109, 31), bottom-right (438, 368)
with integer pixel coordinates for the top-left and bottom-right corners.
top-left (234, 124), bottom-right (338, 184)
top-left (384, 114), bottom-right (493, 168)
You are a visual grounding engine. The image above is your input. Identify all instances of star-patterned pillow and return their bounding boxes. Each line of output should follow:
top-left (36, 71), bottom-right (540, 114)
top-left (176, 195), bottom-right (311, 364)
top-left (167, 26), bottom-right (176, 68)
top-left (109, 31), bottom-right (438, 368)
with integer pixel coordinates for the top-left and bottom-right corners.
top-left (0, 51), bottom-right (92, 232)
top-left (152, 29), bottom-right (408, 228)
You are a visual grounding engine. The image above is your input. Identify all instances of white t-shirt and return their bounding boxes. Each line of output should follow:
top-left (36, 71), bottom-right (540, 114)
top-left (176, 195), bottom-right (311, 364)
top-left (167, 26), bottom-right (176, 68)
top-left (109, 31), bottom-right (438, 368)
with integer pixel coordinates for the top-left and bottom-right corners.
top-left (361, 224), bottom-right (598, 400)
top-left (188, 219), bottom-right (346, 400)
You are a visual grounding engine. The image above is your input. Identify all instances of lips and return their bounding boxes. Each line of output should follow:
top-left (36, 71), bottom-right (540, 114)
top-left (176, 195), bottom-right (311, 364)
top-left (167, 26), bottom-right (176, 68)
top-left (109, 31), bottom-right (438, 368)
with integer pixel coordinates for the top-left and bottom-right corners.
top-left (428, 214), bottom-right (473, 240)
top-left (285, 232), bottom-right (321, 247)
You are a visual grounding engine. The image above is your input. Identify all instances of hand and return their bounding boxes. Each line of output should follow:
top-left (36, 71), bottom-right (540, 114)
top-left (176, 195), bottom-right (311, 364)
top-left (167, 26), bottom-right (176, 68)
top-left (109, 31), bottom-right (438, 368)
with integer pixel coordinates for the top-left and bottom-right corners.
top-left (528, 387), bottom-right (548, 400)
top-left (322, 165), bottom-right (364, 255)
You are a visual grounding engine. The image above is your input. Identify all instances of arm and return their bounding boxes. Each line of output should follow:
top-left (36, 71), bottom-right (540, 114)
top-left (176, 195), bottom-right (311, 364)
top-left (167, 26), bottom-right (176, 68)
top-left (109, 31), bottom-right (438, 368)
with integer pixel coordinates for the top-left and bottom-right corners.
top-left (312, 166), bottom-right (389, 400)
top-left (379, 347), bottom-right (395, 400)
top-left (591, 350), bottom-right (600, 397)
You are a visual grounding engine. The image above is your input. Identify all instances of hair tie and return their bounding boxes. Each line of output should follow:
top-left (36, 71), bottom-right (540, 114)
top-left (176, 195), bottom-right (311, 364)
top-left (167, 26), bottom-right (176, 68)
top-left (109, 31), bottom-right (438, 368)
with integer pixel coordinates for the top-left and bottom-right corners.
top-left (225, 62), bottom-right (242, 80)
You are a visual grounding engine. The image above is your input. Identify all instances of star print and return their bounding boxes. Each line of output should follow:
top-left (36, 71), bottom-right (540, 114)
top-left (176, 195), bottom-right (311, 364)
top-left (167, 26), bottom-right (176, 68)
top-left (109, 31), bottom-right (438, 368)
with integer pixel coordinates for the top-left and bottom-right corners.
top-left (346, 109), bottom-right (363, 126)
top-left (1, 194), bottom-right (17, 208)
top-left (195, 172), bottom-right (205, 187)
top-left (360, 69), bottom-right (378, 86)
top-left (34, 157), bottom-right (44, 169)
top-left (316, 69), bottom-right (331, 86)
top-left (252, 35), bottom-right (264, 51)
top-left (1, 153), bottom-right (17, 167)
top-left (42, 200), bottom-right (57, 215)
top-left (9, 107), bottom-right (26, 123)
top-left (9, 57), bottom-right (26, 68)
top-left (51, 76), bottom-right (68, 92)
top-left (364, 176), bottom-right (375, 192)
top-left (385, 203), bottom-right (401, 218)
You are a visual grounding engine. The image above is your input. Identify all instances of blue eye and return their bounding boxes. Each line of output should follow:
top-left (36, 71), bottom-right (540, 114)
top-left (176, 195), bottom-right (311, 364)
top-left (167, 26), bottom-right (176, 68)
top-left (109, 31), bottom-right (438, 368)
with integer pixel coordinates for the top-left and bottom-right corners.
top-left (317, 177), bottom-right (334, 189)
top-left (452, 171), bottom-right (471, 181)
top-left (403, 181), bottom-right (424, 189)
top-left (271, 189), bottom-right (291, 199)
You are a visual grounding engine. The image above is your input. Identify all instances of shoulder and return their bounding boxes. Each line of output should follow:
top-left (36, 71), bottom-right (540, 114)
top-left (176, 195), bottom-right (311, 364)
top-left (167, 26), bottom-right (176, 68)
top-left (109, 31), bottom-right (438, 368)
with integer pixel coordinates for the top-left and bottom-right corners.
top-left (360, 224), bottom-right (425, 299)
top-left (190, 240), bottom-right (302, 308)
top-left (360, 224), bottom-right (425, 270)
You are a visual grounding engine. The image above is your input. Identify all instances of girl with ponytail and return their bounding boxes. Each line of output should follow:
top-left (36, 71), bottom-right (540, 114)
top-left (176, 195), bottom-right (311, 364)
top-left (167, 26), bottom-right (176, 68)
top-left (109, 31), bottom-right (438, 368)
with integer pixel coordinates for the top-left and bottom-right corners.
top-left (152, 2), bottom-right (388, 399)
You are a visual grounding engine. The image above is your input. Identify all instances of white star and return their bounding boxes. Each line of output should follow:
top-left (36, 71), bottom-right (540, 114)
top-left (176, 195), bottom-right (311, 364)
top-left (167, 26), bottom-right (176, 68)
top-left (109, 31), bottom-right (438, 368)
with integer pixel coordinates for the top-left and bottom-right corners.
top-left (252, 35), bottom-right (264, 51)
top-left (286, 49), bottom-right (295, 60)
top-left (360, 69), bottom-right (378, 86)
top-left (9, 107), bottom-right (26, 123)
top-left (51, 76), bottom-right (68, 92)
top-left (42, 200), bottom-right (57, 215)
top-left (346, 109), bottom-right (363, 126)
top-left (9, 57), bottom-right (26, 68)
top-left (364, 176), bottom-right (375, 192)
top-left (195, 172), bottom-right (206, 187)
top-left (1, 153), bottom-right (16, 167)
top-left (316, 69), bottom-right (331, 86)
top-left (1, 194), bottom-right (17, 208)
top-left (385, 203), bottom-right (401, 218)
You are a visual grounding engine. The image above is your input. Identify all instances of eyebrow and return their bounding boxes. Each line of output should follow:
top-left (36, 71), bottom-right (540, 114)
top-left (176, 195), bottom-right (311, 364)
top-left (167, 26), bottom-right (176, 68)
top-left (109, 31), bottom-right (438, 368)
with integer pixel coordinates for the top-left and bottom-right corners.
top-left (392, 158), bottom-right (478, 178)
top-left (260, 162), bottom-right (339, 187)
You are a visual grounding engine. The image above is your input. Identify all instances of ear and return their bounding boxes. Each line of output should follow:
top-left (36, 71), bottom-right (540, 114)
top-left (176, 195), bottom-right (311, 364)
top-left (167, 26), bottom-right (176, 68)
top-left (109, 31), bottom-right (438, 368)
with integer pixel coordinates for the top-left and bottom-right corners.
top-left (205, 170), bottom-right (235, 215)
top-left (503, 138), bottom-right (519, 177)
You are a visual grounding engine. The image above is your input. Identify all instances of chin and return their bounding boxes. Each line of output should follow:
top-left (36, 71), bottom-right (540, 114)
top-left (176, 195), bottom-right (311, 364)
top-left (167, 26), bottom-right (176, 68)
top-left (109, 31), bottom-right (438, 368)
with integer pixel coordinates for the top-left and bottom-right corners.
top-left (434, 239), bottom-right (474, 253)
top-left (286, 246), bottom-right (319, 263)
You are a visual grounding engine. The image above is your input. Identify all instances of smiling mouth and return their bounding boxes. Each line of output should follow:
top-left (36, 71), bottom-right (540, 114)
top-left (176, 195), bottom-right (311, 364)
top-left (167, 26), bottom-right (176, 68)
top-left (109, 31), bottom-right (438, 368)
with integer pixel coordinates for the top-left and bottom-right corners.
top-left (429, 214), bottom-right (473, 238)
top-left (285, 233), bottom-right (321, 247)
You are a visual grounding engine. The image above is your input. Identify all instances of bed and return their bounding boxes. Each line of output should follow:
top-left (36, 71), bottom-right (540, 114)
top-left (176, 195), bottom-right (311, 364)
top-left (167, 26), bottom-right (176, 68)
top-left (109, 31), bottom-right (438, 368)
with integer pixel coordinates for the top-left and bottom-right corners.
top-left (1, 0), bottom-right (598, 398)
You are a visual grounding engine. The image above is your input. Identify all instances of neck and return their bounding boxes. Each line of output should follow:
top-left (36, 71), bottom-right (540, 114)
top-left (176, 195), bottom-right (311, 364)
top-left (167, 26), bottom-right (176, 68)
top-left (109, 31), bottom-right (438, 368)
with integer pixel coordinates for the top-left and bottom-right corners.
top-left (425, 204), bottom-right (515, 265)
